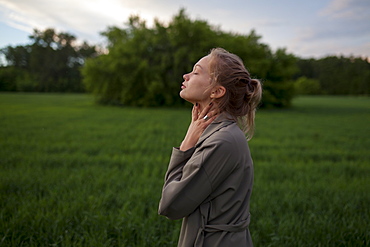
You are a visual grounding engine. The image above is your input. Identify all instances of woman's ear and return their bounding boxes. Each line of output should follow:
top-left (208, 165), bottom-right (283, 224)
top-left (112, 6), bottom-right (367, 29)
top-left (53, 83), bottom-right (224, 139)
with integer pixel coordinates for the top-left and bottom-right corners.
top-left (210, 85), bottom-right (226, 99)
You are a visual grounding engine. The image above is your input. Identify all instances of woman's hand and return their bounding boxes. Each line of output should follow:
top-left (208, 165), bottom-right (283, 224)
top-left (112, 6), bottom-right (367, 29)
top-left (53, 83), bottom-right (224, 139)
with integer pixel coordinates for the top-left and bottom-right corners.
top-left (179, 103), bottom-right (218, 151)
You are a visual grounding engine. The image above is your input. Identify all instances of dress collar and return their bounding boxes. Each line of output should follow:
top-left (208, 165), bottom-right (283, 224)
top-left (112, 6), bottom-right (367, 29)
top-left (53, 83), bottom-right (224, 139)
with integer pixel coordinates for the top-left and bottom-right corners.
top-left (196, 112), bottom-right (236, 146)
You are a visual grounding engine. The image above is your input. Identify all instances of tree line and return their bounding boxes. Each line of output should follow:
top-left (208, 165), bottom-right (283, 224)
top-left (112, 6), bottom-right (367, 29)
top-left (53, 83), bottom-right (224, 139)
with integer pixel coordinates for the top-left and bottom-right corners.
top-left (0, 29), bottom-right (97, 92)
top-left (295, 57), bottom-right (369, 95)
top-left (1, 9), bottom-right (369, 108)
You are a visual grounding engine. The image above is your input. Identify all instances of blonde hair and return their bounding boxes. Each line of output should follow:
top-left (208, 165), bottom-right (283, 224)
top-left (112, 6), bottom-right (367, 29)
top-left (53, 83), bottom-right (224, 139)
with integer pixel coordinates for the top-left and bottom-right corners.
top-left (208, 48), bottom-right (262, 140)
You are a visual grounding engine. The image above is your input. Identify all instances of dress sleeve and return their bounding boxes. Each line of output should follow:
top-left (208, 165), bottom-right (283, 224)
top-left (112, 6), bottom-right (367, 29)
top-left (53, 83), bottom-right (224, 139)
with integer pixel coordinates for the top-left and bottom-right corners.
top-left (158, 137), bottom-right (237, 220)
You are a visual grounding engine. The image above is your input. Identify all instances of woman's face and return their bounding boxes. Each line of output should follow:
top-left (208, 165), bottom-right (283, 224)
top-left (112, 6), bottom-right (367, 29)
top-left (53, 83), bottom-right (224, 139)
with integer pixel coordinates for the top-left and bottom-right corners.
top-left (180, 55), bottom-right (212, 105)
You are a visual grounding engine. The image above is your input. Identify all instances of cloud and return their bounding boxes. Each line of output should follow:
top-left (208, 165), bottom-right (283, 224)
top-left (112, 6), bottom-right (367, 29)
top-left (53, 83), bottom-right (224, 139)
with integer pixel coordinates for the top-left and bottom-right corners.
top-left (287, 0), bottom-right (370, 57)
top-left (252, 19), bottom-right (288, 28)
top-left (0, 0), bottom-right (369, 58)
top-left (319, 0), bottom-right (370, 20)
top-left (0, 0), bottom-right (165, 44)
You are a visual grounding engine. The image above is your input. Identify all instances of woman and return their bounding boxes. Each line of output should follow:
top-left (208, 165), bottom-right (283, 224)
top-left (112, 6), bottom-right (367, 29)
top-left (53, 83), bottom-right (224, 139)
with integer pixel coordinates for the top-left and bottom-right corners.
top-left (158, 48), bottom-right (262, 247)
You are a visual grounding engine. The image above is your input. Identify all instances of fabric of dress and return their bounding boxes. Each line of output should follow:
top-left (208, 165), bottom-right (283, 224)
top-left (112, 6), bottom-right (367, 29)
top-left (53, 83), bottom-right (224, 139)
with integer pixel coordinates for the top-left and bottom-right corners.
top-left (158, 113), bottom-right (254, 247)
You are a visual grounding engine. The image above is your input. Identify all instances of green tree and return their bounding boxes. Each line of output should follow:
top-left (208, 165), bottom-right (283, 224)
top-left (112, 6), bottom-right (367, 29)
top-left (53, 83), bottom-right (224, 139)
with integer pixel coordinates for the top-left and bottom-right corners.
top-left (83, 9), bottom-right (298, 108)
top-left (294, 76), bottom-right (321, 95)
top-left (1, 45), bottom-right (30, 68)
top-left (83, 10), bottom-right (220, 106)
top-left (296, 56), bottom-right (370, 95)
top-left (261, 49), bottom-right (297, 107)
top-left (0, 67), bottom-right (22, 91)
top-left (0, 28), bottom-right (97, 92)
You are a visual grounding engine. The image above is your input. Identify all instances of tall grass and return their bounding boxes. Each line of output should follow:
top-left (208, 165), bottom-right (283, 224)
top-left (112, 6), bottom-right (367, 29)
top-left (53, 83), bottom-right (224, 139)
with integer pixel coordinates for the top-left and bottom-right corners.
top-left (0, 93), bottom-right (369, 246)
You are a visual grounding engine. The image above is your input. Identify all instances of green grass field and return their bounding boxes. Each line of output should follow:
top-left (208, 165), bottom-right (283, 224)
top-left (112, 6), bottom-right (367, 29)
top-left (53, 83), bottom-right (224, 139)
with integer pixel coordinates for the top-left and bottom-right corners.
top-left (0, 93), bottom-right (369, 246)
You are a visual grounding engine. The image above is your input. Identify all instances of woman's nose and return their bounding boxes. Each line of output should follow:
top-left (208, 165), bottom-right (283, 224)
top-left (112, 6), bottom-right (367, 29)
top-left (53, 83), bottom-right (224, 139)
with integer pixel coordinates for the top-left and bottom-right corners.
top-left (183, 73), bottom-right (189, 81)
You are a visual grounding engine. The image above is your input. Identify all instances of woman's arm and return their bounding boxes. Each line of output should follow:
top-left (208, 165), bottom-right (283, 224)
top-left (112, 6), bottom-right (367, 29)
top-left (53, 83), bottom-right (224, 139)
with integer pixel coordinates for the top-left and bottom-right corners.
top-left (158, 103), bottom-right (219, 219)
top-left (158, 135), bottom-right (237, 220)
top-left (158, 146), bottom-right (211, 220)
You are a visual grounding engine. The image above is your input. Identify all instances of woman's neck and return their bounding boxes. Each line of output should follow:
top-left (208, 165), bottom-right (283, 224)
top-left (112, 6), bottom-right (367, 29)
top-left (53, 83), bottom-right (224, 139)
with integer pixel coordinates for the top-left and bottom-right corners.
top-left (197, 100), bottom-right (212, 113)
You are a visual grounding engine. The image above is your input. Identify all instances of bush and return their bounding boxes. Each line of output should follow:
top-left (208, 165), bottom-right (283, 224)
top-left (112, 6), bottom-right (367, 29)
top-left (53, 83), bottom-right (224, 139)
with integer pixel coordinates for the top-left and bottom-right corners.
top-left (82, 9), bottom-right (297, 108)
top-left (294, 76), bottom-right (321, 95)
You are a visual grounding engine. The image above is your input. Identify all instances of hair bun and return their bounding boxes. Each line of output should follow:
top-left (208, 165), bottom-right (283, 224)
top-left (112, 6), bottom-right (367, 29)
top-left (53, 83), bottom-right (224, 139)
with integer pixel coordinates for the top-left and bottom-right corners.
top-left (208, 48), bottom-right (262, 140)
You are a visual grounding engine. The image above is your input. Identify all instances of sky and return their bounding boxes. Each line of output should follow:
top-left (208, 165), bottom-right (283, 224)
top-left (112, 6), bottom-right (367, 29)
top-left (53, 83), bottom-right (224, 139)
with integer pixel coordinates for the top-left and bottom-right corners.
top-left (0, 0), bottom-right (369, 60)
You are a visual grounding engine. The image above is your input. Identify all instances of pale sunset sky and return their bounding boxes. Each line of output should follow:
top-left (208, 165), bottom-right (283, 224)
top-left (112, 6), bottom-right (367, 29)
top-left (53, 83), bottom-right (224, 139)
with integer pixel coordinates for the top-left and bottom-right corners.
top-left (0, 0), bottom-right (369, 59)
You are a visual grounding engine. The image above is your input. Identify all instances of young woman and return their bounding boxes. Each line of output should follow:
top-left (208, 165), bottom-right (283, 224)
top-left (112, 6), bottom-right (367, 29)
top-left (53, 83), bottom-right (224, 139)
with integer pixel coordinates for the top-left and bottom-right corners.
top-left (158, 48), bottom-right (262, 247)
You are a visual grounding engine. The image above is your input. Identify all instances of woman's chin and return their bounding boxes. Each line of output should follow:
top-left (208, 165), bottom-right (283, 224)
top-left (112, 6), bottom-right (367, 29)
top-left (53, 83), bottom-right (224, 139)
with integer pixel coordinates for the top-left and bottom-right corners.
top-left (180, 91), bottom-right (199, 105)
top-left (179, 91), bottom-right (187, 100)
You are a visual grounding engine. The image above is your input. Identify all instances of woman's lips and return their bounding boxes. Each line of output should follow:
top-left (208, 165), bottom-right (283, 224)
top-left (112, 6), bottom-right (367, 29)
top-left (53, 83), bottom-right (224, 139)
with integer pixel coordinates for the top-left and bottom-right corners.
top-left (181, 84), bottom-right (186, 89)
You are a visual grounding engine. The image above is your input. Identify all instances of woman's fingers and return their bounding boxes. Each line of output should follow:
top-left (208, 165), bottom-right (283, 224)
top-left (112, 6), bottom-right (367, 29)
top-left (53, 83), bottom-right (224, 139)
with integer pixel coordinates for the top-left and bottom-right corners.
top-left (205, 112), bottom-right (218, 122)
top-left (198, 102), bottom-right (214, 119)
top-left (192, 104), bottom-right (199, 121)
top-left (200, 103), bottom-right (220, 122)
top-left (192, 102), bottom-right (219, 123)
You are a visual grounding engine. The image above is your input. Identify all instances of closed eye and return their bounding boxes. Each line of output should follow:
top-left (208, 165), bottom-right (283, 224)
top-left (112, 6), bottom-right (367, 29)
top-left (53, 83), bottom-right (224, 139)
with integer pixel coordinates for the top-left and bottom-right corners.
top-left (192, 64), bottom-right (202, 75)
